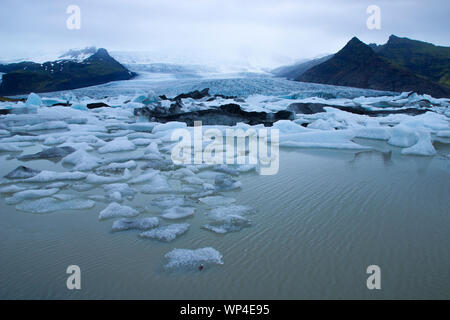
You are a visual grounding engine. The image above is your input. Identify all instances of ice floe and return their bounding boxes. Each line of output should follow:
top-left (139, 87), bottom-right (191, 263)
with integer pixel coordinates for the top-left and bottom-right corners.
top-left (98, 137), bottom-right (136, 154)
top-left (99, 202), bottom-right (140, 220)
top-left (161, 206), bottom-right (195, 220)
top-left (139, 223), bottom-right (190, 242)
top-left (164, 247), bottom-right (223, 269)
top-left (5, 188), bottom-right (59, 205)
top-left (112, 217), bottom-right (159, 232)
top-left (16, 197), bottom-right (95, 214)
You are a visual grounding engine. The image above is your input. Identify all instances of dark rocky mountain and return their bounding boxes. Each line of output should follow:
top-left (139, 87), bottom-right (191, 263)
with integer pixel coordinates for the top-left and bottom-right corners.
top-left (0, 48), bottom-right (135, 96)
top-left (372, 35), bottom-right (450, 87)
top-left (297, 37), bottom-right (450, 98)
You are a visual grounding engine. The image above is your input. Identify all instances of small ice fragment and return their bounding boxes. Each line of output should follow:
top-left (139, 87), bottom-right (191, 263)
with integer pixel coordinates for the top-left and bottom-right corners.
top-left (112, 217), bottom-right (160, 232)
top-left (16, 197), bottom-right (95, 213)
top-left (85, 169), bottom-right (131, 184)
top-left (5, 166), bottom-right (41, 179)
top-left (164, 247), bottom-right (223, 269)
top-left (99, 202), bottom-right (139, 220)
top-left (152, 195), bottom-right (186, 208)
top-left (5, 188), bottom-right (59, 205)
top-left (161, 206), bottom-right (194, 220)
top-left (61, 149), bottom-right (101, 171)
top-left (129, 169), bottom-right (159, 184)
top-left (139, 174), bottom-right (172, 194)
top-left (199, 196), bottom-right (236, 206)
top-left (0, 185), bottom-right (26, 193)
top-left (25, 170), bottom-right (87, 182)
top-left (98, 137), bottom-right (136, 154)
top-left (139, 223), bottom-right (189, 242)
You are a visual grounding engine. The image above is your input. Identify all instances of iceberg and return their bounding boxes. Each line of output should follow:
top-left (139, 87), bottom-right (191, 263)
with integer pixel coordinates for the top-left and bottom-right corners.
top-left (401, 131), bottom-right (436, 156)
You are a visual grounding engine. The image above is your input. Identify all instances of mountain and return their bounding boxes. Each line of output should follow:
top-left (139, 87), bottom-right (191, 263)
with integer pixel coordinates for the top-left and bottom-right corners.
top-left (272, 55), bottom-right (333, 80)
top-left (297, 37), bottom-right (450, 98)
top-left (0, 48), bottom-right (135, 96)
top-left (373, 35), bottom-right (450, 87)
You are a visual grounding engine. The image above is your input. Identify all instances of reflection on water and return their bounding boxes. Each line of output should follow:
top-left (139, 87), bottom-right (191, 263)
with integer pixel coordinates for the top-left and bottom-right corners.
top-left (0, 143), bottom-right (449, 299)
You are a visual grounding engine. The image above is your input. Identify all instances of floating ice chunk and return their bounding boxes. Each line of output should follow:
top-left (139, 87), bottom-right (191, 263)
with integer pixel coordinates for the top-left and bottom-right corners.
top-left (5, 188), bottom-right (59, 205)
top-left (0, 143), bottom-right (22, 152)
top-left (43, 136), bottom-right (67, 146)
top-left (161, 206), bottom-right (195, 220)
top-left (0, 185), bottom-right (26, 193)
top-left (25, 170), bottom-right (87, 182)
top-left (307, 118), bottom-right (341, 130)
top-left (236, 164), bottom-right (257, 173)
top-left (127, 132), bottom-right (155, 140)
top-left (164, 247), bottom-right (223, 269)
top-left (0, 130), bottom-right (10, 136)
top-left (144, 142), bottom-right (161, 155)
top-left (171, 168), bottom-right (195, 179)
top-left (401, 131), bottom-right (437, 156)
top-left (112, 217), bottom-right (160, 232)
top-left (45, 182), bottom-right (68, 189)
top-left (16, 197), bottom-right (95, 213)
top-left (85, 169), bottom-right (131, 184)
top-left (152, 122), bottom-right (187, 133)
top-left (199, 196), bottom-right (236, 206)
top-left (5, 166), bottom-right (40, 179)
top-left (139, 174), bottom-right (172, 193)
top-left (98, 137), bottom-right (136, 154)
top-left (214, 174), bottom-right (241, 191)
top-left (213, 165), bottom-right (240, 176)
top-left (203, 205), bottom-right (252, 234)
top-left (12, 121), bottom-right (68, 132)
top-left (71, 183), bottom-right (95, 192)
top-left (183, 175), bottom-right (204, 185)
top-left (355, 127), bottom-right (392, 140)
top-left (103, 183), bottom-right (136, 200)
top-left (388, 125), bottom-right (419, 147)
top-left (139, 223), bottom-right (189, 242)
top-left (62, 149), bottom-right (101, 171)
top-left (25, 93), bottom-right (42, 107)
top-left (99, 202), bottom-right (139, 220)
top-left (129, 169), bottom-right (159, 184)
top-left (127, 123), bottom-right (156, 132)
top-left (19, 146), bottom-right (75, 161)
top-left (132, 138), bottom-right (152, 146)
top-left (99, 160), bottom-right (137, 172)
top-left (152, 195), bottom-right (186, 208)
top-left (280, 130), bottom-right (368, 150)
top-left (436, 130), bottom-right (450, 138)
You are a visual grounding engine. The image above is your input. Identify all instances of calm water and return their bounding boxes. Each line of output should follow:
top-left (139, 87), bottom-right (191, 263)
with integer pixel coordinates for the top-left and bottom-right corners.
top-left (1, 142), bottom-right (449, 299)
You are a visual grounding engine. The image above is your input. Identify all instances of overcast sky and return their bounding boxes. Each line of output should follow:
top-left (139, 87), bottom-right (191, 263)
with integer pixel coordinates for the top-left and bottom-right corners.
top-left (1, 0), bottom-right (449, 67)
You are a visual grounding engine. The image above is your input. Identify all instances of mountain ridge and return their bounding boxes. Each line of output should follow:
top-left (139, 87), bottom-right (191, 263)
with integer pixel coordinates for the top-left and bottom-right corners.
top-left (0, 48), bottom-right (135, 96)
top-left (295, 36), bottom-right (450, 98)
